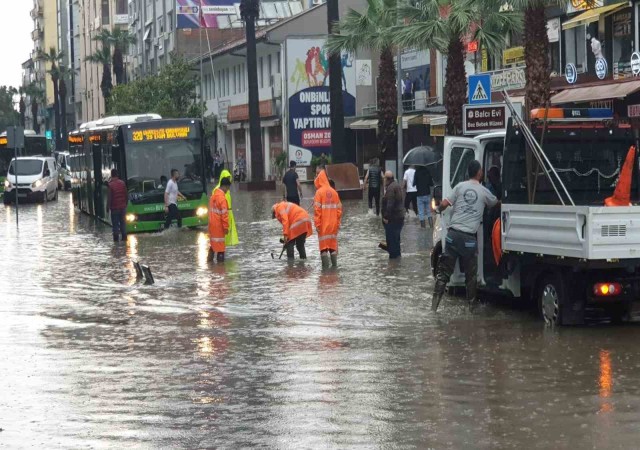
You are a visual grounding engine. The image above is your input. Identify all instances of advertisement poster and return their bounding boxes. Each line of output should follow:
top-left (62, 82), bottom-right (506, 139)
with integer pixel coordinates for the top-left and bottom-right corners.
top-left (176, 0), bottom-right (201, 29)
top-left (286, 38), bottom-right (356, 166)
top-left (201, 0), bottom-right (236, 28)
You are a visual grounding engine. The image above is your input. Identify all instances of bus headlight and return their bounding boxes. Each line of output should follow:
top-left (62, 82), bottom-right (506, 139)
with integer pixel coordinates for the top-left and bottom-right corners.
top-left (196, 207), bottom-right (208, 217)
top-left (126, 214), bottom-right (137, 223)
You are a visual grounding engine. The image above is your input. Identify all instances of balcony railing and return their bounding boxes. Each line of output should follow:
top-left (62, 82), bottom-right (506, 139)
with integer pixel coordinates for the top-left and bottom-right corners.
top-left (30, 0), bottom-right (43, 19)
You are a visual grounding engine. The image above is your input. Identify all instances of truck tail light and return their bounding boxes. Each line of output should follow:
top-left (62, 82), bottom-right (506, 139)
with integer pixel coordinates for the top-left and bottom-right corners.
top-left (593, 283), bottom-right (622, 297)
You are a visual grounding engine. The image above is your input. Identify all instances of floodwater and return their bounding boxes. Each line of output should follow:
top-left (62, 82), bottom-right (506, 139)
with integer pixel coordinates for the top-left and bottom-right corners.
top-left (2, 188), bottom-right (640, 449)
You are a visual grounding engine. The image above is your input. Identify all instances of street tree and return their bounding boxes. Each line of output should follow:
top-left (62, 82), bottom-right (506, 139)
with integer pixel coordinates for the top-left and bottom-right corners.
top-left (0, 86), bottom-right (19, 132)
top-left (394, 0), bottom-right (521, 135)
top-left (57, 66), bottom-right (76, 148)
top-left (327, 0), bottom-right (346, 163)
top-left (327, 0), bottom-right (398, 157)
top-left (39, 47), bottom-right (64, 149)
top-left (108, 56), bottom-right (203, 118)
top-left (18, 87), bottom-right (26, 128)
top-left (26, 83), bottom-right (44, 134)
top-left (240, 0), bottom-right (264, 182)
top-left (86, 45), bottom-right (114, 108)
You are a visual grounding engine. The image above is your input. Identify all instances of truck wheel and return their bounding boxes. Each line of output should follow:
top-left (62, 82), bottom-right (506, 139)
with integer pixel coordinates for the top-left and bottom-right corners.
top-left (539, 273), bottom-right (565, 326)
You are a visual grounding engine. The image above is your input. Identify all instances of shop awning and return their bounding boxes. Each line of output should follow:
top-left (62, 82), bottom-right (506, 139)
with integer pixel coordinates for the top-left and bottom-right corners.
top-left (260, 119), bottom-right (280, 128)
top-left (350, 119), bottom-right (378, 130)
top-left (423, 115), bottom-right (447, 126)
top-left (401, 115), bottom-right (422, 129)
top-left (562, 2), bottom-right (628, 30)
top-left (551, 80), bottom-right (640, 104)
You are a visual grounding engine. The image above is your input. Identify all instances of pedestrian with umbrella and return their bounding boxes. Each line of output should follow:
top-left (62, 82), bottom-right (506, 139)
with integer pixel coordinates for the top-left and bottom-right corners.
top-left (403, 145), bottom-right (441, 228)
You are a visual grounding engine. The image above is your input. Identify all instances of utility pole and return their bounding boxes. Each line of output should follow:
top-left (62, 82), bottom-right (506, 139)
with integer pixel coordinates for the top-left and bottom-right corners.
top-left (327, 0), bottom-right (345, 163)
top-left (240, 0), bottom-right (265, 182)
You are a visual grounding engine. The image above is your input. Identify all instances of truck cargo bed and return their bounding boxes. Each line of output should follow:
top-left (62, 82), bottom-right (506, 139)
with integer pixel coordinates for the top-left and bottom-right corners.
top-left (501, 204), bottom-right (640, 260)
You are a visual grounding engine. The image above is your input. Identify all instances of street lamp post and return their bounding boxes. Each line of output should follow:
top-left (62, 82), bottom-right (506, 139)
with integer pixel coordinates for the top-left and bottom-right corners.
top-left (240, 0), bottom-right (265, 182)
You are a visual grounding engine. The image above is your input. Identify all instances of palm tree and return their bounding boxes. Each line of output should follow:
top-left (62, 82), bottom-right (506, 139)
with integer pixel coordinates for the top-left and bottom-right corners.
top-left (240, 0), bottom-right (264, 182)
top-left (327, 0), bottom-right (346, 163)
top-left (394, 0), bottom-right (521, 135)
top-left (26, 83), bottom-right (44, 134)
top-left (39, 47), bottom-right (64, 149)
top-left (86, 46), bottom-right (114, 107)
top-left (110, 29), bottom-right (136, 85)
top-left (57, 66), bottom-right (76, 148)
top-left (327, 0), bottom-right (398, 157)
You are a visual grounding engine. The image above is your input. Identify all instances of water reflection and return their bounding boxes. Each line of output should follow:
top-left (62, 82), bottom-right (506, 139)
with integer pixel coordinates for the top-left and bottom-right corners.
top-left (599, 349), bottom-right (613, 413)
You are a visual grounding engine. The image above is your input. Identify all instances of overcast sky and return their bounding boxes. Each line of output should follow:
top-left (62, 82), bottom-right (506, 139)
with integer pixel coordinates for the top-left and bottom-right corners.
top-left (0, 1), bottom-right (35, 89)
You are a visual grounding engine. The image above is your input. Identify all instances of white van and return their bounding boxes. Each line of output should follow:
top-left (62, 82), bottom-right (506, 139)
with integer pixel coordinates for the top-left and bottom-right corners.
top-left (55, 151), bottom-right (72, 190)
top-left (3, 156), bottom-right (59, 204)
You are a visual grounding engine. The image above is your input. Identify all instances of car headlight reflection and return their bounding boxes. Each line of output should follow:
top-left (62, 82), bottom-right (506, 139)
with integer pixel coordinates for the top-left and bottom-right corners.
top-left (196, 207), bottom-right (208, 217)
top-left (126, 214), bottom-right (137, 223)
top-left (32, 179), bottom-right (43, 188)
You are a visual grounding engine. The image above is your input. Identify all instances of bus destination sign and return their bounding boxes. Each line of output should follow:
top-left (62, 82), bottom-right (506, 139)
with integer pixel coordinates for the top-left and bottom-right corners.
top-left (130, 126), bottom-right (194, 143)
top-left (69, 135), bottom-right (84, 144)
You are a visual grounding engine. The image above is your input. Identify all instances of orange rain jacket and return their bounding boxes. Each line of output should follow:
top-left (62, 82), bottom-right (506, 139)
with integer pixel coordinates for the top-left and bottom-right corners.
top-left (209, 188), bottom-right (229, 252)
top-left (314, 170), bottom-right (342, 252)
top-left (273, 201), bottom-right (313, 241)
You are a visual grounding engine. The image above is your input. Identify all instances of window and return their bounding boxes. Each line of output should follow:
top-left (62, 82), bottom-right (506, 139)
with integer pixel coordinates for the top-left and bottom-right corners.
top-left (549, 41), bottom-right (561, 75)
top-left (450, 147), bottom-right (476, 188)
top-left (268, 54), bottom-right (273, 85)
top-left (217, 70), bottom-right (222, 97)
top-left (611, 10), bottom-right (633, 78)
top-left (277, 51), bottom-right (281, 74)
top-left (101, 0), bottom-right (110, 25)
top-left (116, 0), bottom-right (127, 15)
top-left (259, 57), bottom-right (264, 88)
top-left (564, 25), bottom-right (587, 73)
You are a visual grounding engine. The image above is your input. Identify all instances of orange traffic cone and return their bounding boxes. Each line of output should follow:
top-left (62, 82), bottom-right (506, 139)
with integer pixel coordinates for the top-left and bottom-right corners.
top-left (605, 146), bottom-right (636, 207)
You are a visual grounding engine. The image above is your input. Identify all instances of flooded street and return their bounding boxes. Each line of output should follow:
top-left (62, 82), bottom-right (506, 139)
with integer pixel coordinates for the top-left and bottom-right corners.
top-left (2, 189), bottom-right (640, 449)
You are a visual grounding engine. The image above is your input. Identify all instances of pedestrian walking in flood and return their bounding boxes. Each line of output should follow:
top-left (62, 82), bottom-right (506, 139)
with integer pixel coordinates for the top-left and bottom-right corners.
top-left (272, 201), bottom-right (313, 259)
top-left (208, 177), bottom-right (231, 263)
top-left (364, 158), bottom-right (383, 216)
top-left (414, 165), bottom-right (434, 228)
top-left (314, 168), bottom-right (342, 268)
top-left (164, 169), bottom-right (186, 229)
top-left (403, 165), bottom-right (418, 216)
top-left (432, 160), bottom-right (499, 312)
top-left (381, 171), bottom-right (404, 259)
top-left (106, 169), bottom-right (128, 242)
top-left (216, 169), bottom-right (239, 247)
top-left (282, 160), bottom-right (303, 205)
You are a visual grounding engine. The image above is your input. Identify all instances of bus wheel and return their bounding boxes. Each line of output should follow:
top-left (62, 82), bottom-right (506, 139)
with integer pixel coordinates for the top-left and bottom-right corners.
top-left (538, 273), bottom-right (565, 326)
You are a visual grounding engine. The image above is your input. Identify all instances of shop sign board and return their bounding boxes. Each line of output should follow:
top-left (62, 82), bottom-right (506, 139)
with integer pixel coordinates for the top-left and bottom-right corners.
top-left (565, 63), bottom-right (578, 84)
top-left (285, 37), bottom-right (356, 166)
top-left (631, 52), bottom-right (640, 76)
top-left (547, 18), bottom-right (560, 43)
top-left (628, 104), bottom-right (640, 118)
top-left (463, 103), bottom-right (521, 135)
top-left (503, 47), bottom-right (525, 66)
top-left (490, 67), bottom-right (526, 91)
top-left (595, 58), bottom-right (608, 80)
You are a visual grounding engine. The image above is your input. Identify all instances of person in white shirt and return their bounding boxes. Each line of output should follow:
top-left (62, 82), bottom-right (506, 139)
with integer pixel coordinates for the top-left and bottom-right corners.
top-left (402, 165), bottom-right (418, 215)
top-left (164, 169), bottom-right (186, 229)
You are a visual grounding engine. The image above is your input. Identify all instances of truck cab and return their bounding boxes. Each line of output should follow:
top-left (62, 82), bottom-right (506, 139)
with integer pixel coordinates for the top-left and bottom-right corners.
top-left (434, 108), bottom-right (640, 325)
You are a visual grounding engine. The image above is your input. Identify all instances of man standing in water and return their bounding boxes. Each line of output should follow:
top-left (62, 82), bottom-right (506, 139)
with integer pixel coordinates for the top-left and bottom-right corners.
top-left (282, 160), bottom-right (303, 205)
top-left (432, 160), bottom-right (498, 312)
top-left (164, 169), bottom-right (186, 229)
top-left (106, 169), bottom-right (128, 242)
top-left (381, 171), bottom-right (404, 259)
top-left (314, 167), bottom-right (342, 268)
top-left (208, 177), bottom-right (231, 263)
top-left (364, 158), bottom-right (383, 216)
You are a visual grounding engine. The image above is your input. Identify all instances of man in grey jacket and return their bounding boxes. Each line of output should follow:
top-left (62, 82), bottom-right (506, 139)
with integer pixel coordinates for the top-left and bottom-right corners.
top-left (381, 171), bottom-right (405, 259)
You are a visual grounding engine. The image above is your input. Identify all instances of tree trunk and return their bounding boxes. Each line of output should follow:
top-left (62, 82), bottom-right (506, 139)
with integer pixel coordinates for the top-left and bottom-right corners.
top-left (59, 79), bottom-right (68, 150)
top-left (52, 72), bottom-right (62, 151)
top-left (445, 37), bottom-right (466, 136)
top-left (113, 48), bottom-right (124, 85)
top-left (31, 101), bottom-right (40, 134)
top-left (19, 97), bottom-right (26, 128)
top-left (524, 2), bottom-right (550, 111)
top-left (245, 15), bottom-right (264, 182)
top-left (377, 46), bottom-right (397, 157)
top-left (101, 63), bottom-right (113, 111)
top-left (327, 0), bottom-right (346, 163)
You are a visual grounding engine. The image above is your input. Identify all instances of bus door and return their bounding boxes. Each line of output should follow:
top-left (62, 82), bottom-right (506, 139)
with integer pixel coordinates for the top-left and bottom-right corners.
top-left (441, 137), bottom-right (482, 287)
top-left (92, 143), bottom-right (104, 218)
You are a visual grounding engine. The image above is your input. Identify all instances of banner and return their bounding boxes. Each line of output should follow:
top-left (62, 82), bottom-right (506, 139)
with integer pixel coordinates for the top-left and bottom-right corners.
top-left (286, 38), bottom-right (356, 166)
top-left (176, 0), bottom-right (201, 29)
top-left (201, 0), bottom-right (236, 28)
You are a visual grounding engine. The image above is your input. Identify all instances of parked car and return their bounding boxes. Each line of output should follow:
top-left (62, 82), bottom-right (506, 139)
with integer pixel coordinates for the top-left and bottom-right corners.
top-left (55, 151), bottom-right (72, 190)
top-left (3, 156), bottom-right (59, 204)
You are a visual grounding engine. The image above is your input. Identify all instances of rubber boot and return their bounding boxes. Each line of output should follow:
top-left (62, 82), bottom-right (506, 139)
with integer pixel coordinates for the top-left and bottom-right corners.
top-left (420, 220), bottom-right (426, 228)
top-left (428, 217), bottom-right (434, 228)
top-left (321, 251), bottom-right (331, 268)
top-left (217, 252), bottom-right (225, 263)
top-left (431, 292), bottom-right (443, 312)
top-left (330, 252), bottom-right (338, 267)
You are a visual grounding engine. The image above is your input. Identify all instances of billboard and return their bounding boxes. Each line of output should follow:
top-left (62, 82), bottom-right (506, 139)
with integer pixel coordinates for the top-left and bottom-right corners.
top-left (176, 0), bottom-right (235, 29)
top-left (176, 0), bottom-right (201, 29)
top-left (286, 38), bottom-right (356, 166)
top-left (201, 0), bottom-right (236, 28)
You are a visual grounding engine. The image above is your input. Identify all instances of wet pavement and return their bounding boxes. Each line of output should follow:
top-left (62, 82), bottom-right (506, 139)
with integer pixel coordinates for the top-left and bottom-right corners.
top-left (2, 188), bottom-right (640, 449)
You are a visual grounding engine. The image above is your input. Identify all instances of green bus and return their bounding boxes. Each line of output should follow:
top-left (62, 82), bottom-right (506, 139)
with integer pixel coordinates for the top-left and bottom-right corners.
top-left (69, 116), bottom-right (209, 233)
top-left (0, 132), bottom-right (48, 195)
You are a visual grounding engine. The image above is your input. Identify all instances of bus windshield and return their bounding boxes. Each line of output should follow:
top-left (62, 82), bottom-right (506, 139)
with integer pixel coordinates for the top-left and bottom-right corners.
top-left (9, 160), bottom-right (43, 176)
top-left (125, 139), bottom-right (205, 203)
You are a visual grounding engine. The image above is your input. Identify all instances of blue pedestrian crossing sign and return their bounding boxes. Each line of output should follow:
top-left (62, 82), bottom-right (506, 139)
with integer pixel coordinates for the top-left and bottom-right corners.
top-left (468, 74), bottom-right (492, 105)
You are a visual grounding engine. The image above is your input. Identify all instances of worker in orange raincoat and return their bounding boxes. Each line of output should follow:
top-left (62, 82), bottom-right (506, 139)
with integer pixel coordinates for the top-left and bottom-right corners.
top-left (208, 177), bottom-right (231, 263)
top-left (272, 201), bottom-right (313, 259)
top-left (314, 168), bottom-right (342, 268)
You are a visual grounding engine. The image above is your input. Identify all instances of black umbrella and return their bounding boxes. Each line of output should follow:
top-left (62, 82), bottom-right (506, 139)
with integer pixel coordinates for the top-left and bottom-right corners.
top-left (403, 145), bottom-right (441, 167)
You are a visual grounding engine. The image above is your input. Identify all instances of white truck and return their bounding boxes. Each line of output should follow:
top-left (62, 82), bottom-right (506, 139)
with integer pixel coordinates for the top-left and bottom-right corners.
top-left (432, 109), bottom-right (640, 325)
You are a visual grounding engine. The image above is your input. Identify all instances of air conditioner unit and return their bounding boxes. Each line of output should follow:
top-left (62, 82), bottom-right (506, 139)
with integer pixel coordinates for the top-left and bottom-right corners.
top-left (312, 0), bottom-right (324, 5)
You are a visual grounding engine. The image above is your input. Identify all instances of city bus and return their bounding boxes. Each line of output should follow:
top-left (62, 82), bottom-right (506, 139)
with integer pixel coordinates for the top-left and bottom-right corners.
top-left (69, 115), bottom-right (209, 232)
top-left (0, 131), bottom-right (48, 195)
